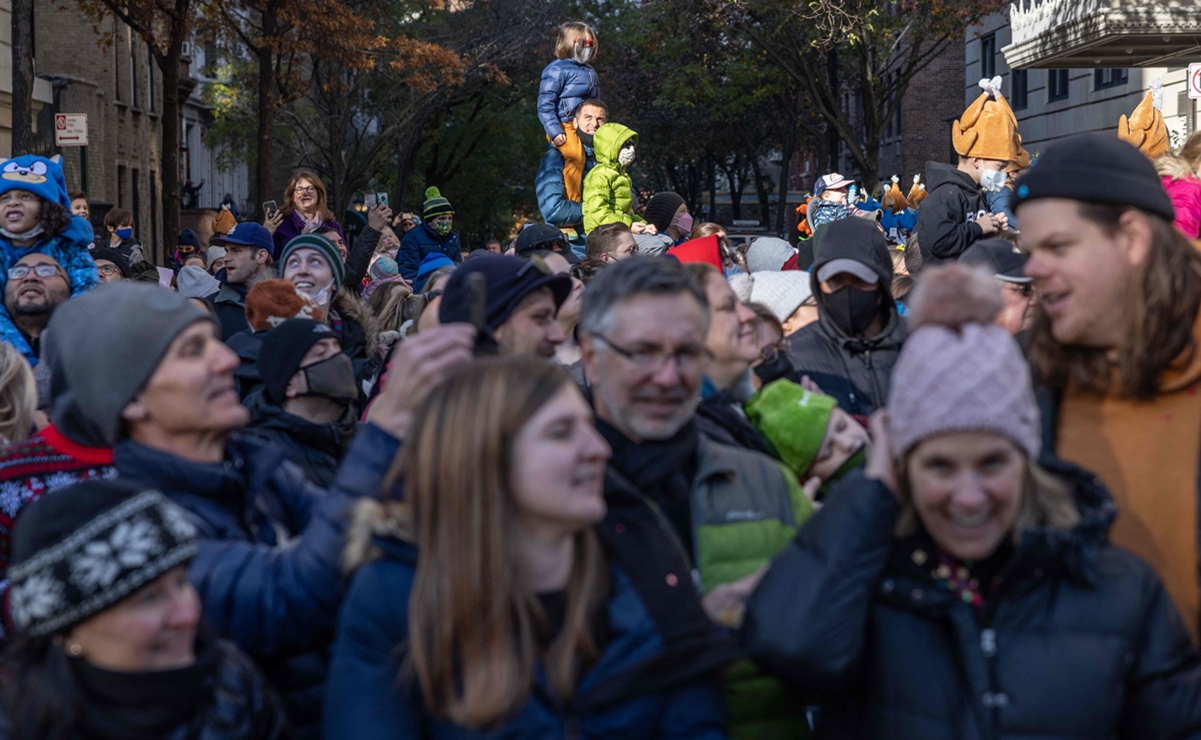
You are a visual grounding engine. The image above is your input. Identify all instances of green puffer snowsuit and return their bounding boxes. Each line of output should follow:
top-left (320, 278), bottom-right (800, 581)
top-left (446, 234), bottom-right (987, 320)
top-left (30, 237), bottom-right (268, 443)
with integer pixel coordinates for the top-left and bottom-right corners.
top-left (690, 436), bottom-right (816, 740)
top-left (583, 122), bottom-right (642, 234)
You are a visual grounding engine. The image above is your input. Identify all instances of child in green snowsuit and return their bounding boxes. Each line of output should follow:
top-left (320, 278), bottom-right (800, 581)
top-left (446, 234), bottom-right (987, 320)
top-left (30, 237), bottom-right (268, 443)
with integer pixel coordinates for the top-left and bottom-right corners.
top-left (582, 122), bottom-right (644, 234)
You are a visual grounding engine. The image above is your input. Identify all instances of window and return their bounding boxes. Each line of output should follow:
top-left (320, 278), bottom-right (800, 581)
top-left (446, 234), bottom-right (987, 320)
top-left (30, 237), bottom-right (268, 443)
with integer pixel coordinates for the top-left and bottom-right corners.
top-left (1048, 69), bottom-right (1070, 102)
top-left (980, 34), bottom-right (996, 80)
top-left (150, 171), bottom-right (158, 258)
top-left (129, 31), bottom-right (138, 109)
top-left (114, 21), bottom-right (122, 102)
top-left (131, 168), bottom-right (141, 240)
top-left (1094, 68), bottom-right (1128, 90)
top-left (1012, 69), bottom-right (1028, 110)
top-left (147, 42), bottom-right (155, 112)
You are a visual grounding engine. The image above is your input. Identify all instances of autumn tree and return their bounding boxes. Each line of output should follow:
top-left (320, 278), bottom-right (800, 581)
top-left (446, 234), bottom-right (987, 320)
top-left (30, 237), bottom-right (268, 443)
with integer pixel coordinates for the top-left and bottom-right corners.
top-left (75, 0), bottom-right (194, 261)
top-left (196, 0), bottom-right (387, 217)
top-left (729, 0), bottom-right (1008, 192)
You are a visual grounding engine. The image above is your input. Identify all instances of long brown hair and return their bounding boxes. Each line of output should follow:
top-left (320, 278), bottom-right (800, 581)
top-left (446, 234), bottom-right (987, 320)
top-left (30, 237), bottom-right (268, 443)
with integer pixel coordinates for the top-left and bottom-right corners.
top-left (389, 357), bottom-right (608, 727)
top-left (282, 169), bottom-right (334, 222)
top-left (0, 344), bottom-right (35, 447)
top-left (1026, 203), bottom-right (1201, 399)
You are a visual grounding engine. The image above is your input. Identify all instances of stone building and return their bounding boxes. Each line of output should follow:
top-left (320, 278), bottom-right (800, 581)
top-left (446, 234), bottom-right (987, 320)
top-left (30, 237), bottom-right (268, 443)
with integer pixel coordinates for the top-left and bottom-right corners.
top-left (965, 2), bottom-right (1201, 157)
top-left (0, 2), bottom-right (249, 261)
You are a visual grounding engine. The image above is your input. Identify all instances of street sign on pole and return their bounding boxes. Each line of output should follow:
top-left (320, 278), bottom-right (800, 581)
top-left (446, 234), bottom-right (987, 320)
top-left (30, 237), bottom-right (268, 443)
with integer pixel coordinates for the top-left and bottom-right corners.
top-left (53, 113), bottom-right (88, 146)
top-left (1189, 63), bottom-right (1201, 100)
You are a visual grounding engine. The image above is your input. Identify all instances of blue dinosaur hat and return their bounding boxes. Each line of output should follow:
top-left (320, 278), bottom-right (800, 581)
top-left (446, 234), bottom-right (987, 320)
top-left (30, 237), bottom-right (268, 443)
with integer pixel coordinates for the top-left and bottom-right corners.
top-left (0, 154), bottom-right (70, 208)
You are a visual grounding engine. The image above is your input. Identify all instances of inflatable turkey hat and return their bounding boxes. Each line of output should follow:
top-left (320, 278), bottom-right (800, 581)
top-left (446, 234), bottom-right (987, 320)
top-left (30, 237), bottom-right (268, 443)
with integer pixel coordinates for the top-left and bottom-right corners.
top-left (953, 77), bottom-right (1019, 162)
top-left (907, 175), bottom-right (928, 207)
top-left (1008, 137), bottom-right (1031, 174)
top-left (882, 175), bottom-right (908, 214)
top-left (1118, 78), bottom-right (1169, 160)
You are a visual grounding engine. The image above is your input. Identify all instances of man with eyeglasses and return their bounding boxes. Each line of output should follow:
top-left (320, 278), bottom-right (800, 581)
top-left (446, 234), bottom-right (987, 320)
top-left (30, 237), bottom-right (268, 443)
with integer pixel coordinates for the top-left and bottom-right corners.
top-left (438, 253), bottom-right (570, 358)
top-left (4, 253), bottom-right (71, 359)
top-left (959, 238), bottom-right (1035, 336)
top-left (89, 248), bottom-right (132, 284)
top-left (577, 256), bottom-right (814, 740)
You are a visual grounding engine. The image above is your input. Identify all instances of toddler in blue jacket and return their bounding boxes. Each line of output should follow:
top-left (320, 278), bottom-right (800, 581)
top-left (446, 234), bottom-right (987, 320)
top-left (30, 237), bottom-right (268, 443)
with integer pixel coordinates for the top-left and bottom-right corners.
top-left (0, 154), bottom-right (98, 364)
top-left (538, 21), bottom-right (601, 203)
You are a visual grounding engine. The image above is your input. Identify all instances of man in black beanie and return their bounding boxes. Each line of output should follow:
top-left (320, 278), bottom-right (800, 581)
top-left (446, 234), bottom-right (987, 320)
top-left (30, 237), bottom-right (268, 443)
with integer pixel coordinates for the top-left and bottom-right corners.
top-left (1013, 131), bottom-right (1201, 640)
top-left (243, 319), bottom-right (357, 487)
top-left (439, 253), bottom-right (571, 358)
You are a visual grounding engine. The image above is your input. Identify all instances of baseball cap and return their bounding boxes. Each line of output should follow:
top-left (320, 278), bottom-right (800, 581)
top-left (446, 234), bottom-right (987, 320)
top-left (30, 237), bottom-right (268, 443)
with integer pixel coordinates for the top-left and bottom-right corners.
top-left (814, 173), bottom-right (852, 197)
top-left (210, 222), bottom-right (273, 252)
top-left (515, 223), bottom-right (579, 264)
top-left (816, 258), bottom-right (879, 286)
top-left (960, 239), bottom-right (1031, 283)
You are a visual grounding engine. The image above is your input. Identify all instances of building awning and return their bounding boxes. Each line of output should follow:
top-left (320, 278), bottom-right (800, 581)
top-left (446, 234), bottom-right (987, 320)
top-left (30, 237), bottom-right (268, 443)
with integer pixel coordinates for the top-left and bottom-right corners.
top-left (1002, 0), bottom-right (1201, 69)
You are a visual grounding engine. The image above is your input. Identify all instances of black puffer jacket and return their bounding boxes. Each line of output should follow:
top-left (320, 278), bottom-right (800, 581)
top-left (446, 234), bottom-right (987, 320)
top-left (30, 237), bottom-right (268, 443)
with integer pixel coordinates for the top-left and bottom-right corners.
top-left (242, 389), bottom-right (355, 488)
top-left (0, 639), bottom-right (287, 740)
top-left (915, 161), bottom-right (990, 267)
top-left (744, 460), bottom-right (1201, 739)
top-left (785, 223), bottom-right (905, 416)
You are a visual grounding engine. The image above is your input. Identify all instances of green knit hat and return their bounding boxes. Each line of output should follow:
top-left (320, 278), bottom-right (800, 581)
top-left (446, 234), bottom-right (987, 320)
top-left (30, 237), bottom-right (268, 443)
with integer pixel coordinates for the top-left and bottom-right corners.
top-left (423, 186), bottom-right (454, 220)
top-left (744, 379), bottom-right (837, 479)
top-left (278, 233), bottom-right (345, 287)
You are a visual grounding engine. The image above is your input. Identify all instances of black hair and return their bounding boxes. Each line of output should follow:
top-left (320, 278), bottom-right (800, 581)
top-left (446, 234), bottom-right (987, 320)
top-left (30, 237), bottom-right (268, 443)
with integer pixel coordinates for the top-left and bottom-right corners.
top-left (38, 201), bottom-right (73, 240)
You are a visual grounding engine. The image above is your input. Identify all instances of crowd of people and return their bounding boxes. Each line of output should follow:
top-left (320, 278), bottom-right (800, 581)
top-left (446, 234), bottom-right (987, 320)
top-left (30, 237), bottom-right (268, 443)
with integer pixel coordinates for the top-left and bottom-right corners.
top-left (0, 19), bottom-right (1200, 738)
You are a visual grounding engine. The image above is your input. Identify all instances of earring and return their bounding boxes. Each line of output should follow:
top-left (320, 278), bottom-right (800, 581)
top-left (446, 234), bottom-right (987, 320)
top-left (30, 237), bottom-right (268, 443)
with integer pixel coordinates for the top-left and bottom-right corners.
top-left (67, 643), bottom-right (83, 657)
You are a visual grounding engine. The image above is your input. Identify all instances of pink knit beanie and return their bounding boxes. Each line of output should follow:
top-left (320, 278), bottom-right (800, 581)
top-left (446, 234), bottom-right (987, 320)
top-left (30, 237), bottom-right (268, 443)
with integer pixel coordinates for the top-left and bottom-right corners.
top-left (887, 264), bottom-right (1040, 459)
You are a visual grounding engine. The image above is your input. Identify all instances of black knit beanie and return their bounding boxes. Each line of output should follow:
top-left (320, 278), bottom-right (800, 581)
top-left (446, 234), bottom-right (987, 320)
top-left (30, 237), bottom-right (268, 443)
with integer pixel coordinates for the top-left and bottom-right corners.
top-left (643, 192), bottom-right (685, 233)
top-left (9, 479), bottom-right (197, 636)
top-left (1009, 132), bottom-right (1174, 221)
top-left (259, 318), bottom-right (339, 404)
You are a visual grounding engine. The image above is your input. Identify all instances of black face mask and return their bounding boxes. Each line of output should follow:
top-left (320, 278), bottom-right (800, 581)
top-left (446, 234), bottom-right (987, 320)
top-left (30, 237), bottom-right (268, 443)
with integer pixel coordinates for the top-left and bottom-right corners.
top-left (302, 353), bottom-right (358, 406)
top-left (823, 286), bottom-right (882, 337)
top-left (753, 346), bottom-right (795, 386)
top-left (577, 130), bottom-right (595, 147)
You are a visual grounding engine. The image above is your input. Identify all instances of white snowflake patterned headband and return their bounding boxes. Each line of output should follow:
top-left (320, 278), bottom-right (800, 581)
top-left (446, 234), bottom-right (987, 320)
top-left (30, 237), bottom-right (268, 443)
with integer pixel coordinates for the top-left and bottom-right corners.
top-left (8, 490), bottom-right (197, 637)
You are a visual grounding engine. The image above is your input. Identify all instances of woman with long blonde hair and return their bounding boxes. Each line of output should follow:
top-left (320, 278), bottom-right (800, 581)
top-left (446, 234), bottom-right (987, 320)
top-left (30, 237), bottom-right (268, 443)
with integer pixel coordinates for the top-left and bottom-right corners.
top-left (325, 356), bottom-right (732, 738)
top-left (0, 344), bottom-right (37, 447)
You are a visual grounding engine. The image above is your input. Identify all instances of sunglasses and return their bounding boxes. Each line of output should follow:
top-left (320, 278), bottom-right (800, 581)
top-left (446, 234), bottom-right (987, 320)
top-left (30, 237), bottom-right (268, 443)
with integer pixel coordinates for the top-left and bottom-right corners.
top-left (578, 38), bottom-right (596, 48)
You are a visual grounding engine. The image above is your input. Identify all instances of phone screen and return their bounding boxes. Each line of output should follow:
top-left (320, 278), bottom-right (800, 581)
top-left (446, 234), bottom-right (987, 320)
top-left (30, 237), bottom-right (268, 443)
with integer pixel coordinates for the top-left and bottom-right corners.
top-left (376, 192), bottom-right (389, 208)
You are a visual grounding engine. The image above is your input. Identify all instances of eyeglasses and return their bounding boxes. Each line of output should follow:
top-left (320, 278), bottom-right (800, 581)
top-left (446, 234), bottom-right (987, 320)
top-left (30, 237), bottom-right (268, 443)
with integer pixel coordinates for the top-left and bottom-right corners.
top-left (294, 186), bottom-right (317, 195)
top-left (97, 264), bottom-right (121, 276)
top-left (8, 264), bottom-right (63, 281)
top-left (592, 333), bottom-right (711, 373)
top-left (578, 38), bottom-right (596, 48)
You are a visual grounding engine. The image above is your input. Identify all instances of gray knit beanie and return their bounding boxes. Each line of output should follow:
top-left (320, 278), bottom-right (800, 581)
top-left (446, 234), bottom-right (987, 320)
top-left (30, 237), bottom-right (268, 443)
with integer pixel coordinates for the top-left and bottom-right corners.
top-left (749, 271), bottom-right (812, 323)
top-left (176, 264), bottom-right (220, 300)
top-left (46, 283), bottom-right (209, 446)
top-left (746, 237), bottom-right (796, 273)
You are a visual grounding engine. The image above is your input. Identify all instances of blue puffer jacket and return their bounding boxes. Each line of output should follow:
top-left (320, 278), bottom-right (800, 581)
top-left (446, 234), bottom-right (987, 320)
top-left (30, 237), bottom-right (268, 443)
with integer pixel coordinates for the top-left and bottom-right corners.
top-left (113, 423), bottom-right (400, 740)
top-left (324, 503), bottom-right (730, 740)
top-left (536, 142), bottom-right (597, 229)
top-left (0, 215), bottom-right (98, 364)
top-left (744, 460), bottom-right (1201, 739)
top-left (396, 222), bottom-right (461, 283)
top-left (537, 59), bottom-right (601, 140)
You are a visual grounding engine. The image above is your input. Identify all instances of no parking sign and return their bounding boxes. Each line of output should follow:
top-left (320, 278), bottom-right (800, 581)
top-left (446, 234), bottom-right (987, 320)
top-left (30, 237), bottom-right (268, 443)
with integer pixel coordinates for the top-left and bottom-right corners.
top-left (1190, 63), bottom-right (1201, 100)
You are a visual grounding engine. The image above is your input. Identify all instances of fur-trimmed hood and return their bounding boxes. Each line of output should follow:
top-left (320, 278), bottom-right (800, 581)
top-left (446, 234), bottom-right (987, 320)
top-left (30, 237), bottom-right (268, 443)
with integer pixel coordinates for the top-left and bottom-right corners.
top-left (332, 289), bottom-right (381, 362)
top-left (342, 498), bottom-right (412, 574)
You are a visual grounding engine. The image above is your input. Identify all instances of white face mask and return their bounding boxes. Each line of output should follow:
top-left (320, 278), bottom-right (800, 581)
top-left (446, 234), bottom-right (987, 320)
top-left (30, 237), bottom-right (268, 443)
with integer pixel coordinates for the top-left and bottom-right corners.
top-left (980, 168), bottom-right (1008, 193)
top-left (617, 144), bottom-right (636, 167)
top-left (573, 47), bottom-right (593, 64)
top-left (312, 279), bottom-right (337, 309)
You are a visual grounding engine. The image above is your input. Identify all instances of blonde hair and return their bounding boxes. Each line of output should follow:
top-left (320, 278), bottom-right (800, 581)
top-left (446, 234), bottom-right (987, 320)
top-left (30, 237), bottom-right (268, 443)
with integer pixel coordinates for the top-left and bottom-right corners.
top-left (555, 21), bottom-right (596, 60)
top-left (0, 345), bottom-right (36, 447)
top-left (385, 357), bottom-right (608, 727)
top-left (895, 452), bottom-right (1080, 544)
top-left (367, 281), bottom-right (415, 333)
top-left (1181, 130), bottom-right (1201, 172)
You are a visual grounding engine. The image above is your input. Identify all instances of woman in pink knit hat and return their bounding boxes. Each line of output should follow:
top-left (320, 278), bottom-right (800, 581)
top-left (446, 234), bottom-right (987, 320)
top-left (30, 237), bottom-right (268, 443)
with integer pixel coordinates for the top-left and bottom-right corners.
top-left (742, 263), bottom-right (1201, 738)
